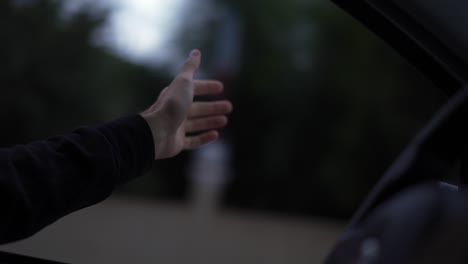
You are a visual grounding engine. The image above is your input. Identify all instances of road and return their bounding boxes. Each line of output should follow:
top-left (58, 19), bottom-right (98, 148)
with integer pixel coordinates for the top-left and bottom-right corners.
top-left (1, 196), bottom-right (344, 264)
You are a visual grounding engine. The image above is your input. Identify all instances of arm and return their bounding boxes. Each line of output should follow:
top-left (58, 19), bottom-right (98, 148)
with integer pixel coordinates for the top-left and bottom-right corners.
top-left (0, 115), bottom-right (154, 244)
top-left (0, 50), bottom-right (232, 244)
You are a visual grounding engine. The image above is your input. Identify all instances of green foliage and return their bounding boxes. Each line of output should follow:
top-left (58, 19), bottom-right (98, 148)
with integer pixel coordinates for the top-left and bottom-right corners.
top-left (0, 0), bottom-right (170, 145)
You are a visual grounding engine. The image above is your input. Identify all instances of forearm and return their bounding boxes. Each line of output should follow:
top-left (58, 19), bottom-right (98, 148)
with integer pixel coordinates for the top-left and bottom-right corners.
top-left (0, 114), bottom-right (154, 244)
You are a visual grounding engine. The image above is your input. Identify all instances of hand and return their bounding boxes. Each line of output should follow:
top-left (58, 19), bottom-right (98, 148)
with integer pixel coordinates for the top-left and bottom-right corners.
top-left (141, 50), bottom-right (232, 160)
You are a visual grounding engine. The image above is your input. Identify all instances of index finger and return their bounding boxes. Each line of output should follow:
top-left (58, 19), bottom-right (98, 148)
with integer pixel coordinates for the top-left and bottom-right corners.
top-left (194, 80), bottom-right (224, 96)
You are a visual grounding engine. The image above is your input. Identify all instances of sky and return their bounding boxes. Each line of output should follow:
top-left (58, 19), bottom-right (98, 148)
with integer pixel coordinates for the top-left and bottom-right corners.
top-left (65, 0), bottom-right (188, 65)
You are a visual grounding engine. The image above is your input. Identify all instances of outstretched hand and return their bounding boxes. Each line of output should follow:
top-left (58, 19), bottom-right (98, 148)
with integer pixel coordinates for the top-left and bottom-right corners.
top-left (141, 50), bottom-right (232, 159)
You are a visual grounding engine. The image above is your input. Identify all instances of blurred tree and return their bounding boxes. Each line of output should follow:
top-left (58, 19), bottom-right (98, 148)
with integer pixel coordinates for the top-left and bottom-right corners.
top-left (174, 0), bottom-right (446, 217)
top-left (4, 0), bottom-right (447, 215)
top-left (0, 0), bottom-right (170, 144)
top-left (0, 0), bottom-right (192, 199)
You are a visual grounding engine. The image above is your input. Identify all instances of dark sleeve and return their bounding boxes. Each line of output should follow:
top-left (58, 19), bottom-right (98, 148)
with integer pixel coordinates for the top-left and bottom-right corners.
top-left (0, 114), bottom-right (154, 244)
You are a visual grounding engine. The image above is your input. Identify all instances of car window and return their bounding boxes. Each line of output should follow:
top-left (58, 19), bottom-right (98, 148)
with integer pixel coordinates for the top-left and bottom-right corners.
top-left (393, 0), bottom-right (468, 64)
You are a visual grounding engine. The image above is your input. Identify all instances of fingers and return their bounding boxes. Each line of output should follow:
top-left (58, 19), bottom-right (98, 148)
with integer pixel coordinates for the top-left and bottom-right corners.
top-left (189, 100), bottom-right (233, 118)
top-left (179, 49), bottom-right (201, 80)
top-left (194, 80), bottom-right (224, 96)
top-left (184, 131), bottom-right (219, 150)
top-left (185, 116), bottom-right (228, 133)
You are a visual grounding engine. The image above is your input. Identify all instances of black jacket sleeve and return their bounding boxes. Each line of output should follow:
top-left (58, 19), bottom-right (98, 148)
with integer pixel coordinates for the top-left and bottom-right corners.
top-left (0, 114), bottom-right (154, 244)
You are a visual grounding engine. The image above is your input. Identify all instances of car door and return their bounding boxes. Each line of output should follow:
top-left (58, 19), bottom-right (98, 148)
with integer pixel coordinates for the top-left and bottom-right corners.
top-left (326, 0), bottom-right (468, 263)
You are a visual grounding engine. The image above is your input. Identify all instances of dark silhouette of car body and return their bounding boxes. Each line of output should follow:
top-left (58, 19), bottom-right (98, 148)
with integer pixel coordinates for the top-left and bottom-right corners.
top-left (326, 0), bottom-right (468, 263)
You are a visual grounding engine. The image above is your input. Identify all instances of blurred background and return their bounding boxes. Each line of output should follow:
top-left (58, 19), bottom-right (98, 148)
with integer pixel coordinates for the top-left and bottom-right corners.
top-left (0, 0), bottom-right (446, 263)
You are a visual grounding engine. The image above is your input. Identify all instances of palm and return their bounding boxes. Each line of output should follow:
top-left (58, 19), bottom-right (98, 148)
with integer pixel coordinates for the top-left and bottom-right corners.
top-left (141, 50), bottom-right (232, 160)
top-left (161, 80), bottom-right (231, 158)
top-left (172, 124), bottom-right (186, 156)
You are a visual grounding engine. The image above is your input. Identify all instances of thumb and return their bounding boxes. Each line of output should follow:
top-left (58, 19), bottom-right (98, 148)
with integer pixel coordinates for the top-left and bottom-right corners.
top-left (179, 49), bottom-right (201, 80)
top-left (162, 50), bottom-right (201, 128)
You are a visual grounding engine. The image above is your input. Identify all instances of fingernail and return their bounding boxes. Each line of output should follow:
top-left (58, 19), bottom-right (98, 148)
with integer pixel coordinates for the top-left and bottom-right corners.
top-left (190, 49), bottom-right (200, 57)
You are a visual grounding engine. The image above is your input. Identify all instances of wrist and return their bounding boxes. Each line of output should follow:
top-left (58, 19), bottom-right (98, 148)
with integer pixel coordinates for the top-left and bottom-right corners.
top-left (140, 111), bottom-right (168, 160)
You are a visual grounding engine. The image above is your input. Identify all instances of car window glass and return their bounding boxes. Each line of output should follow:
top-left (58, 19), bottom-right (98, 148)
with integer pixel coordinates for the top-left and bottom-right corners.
top-left (392, 0), bottom-right (468, 64)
